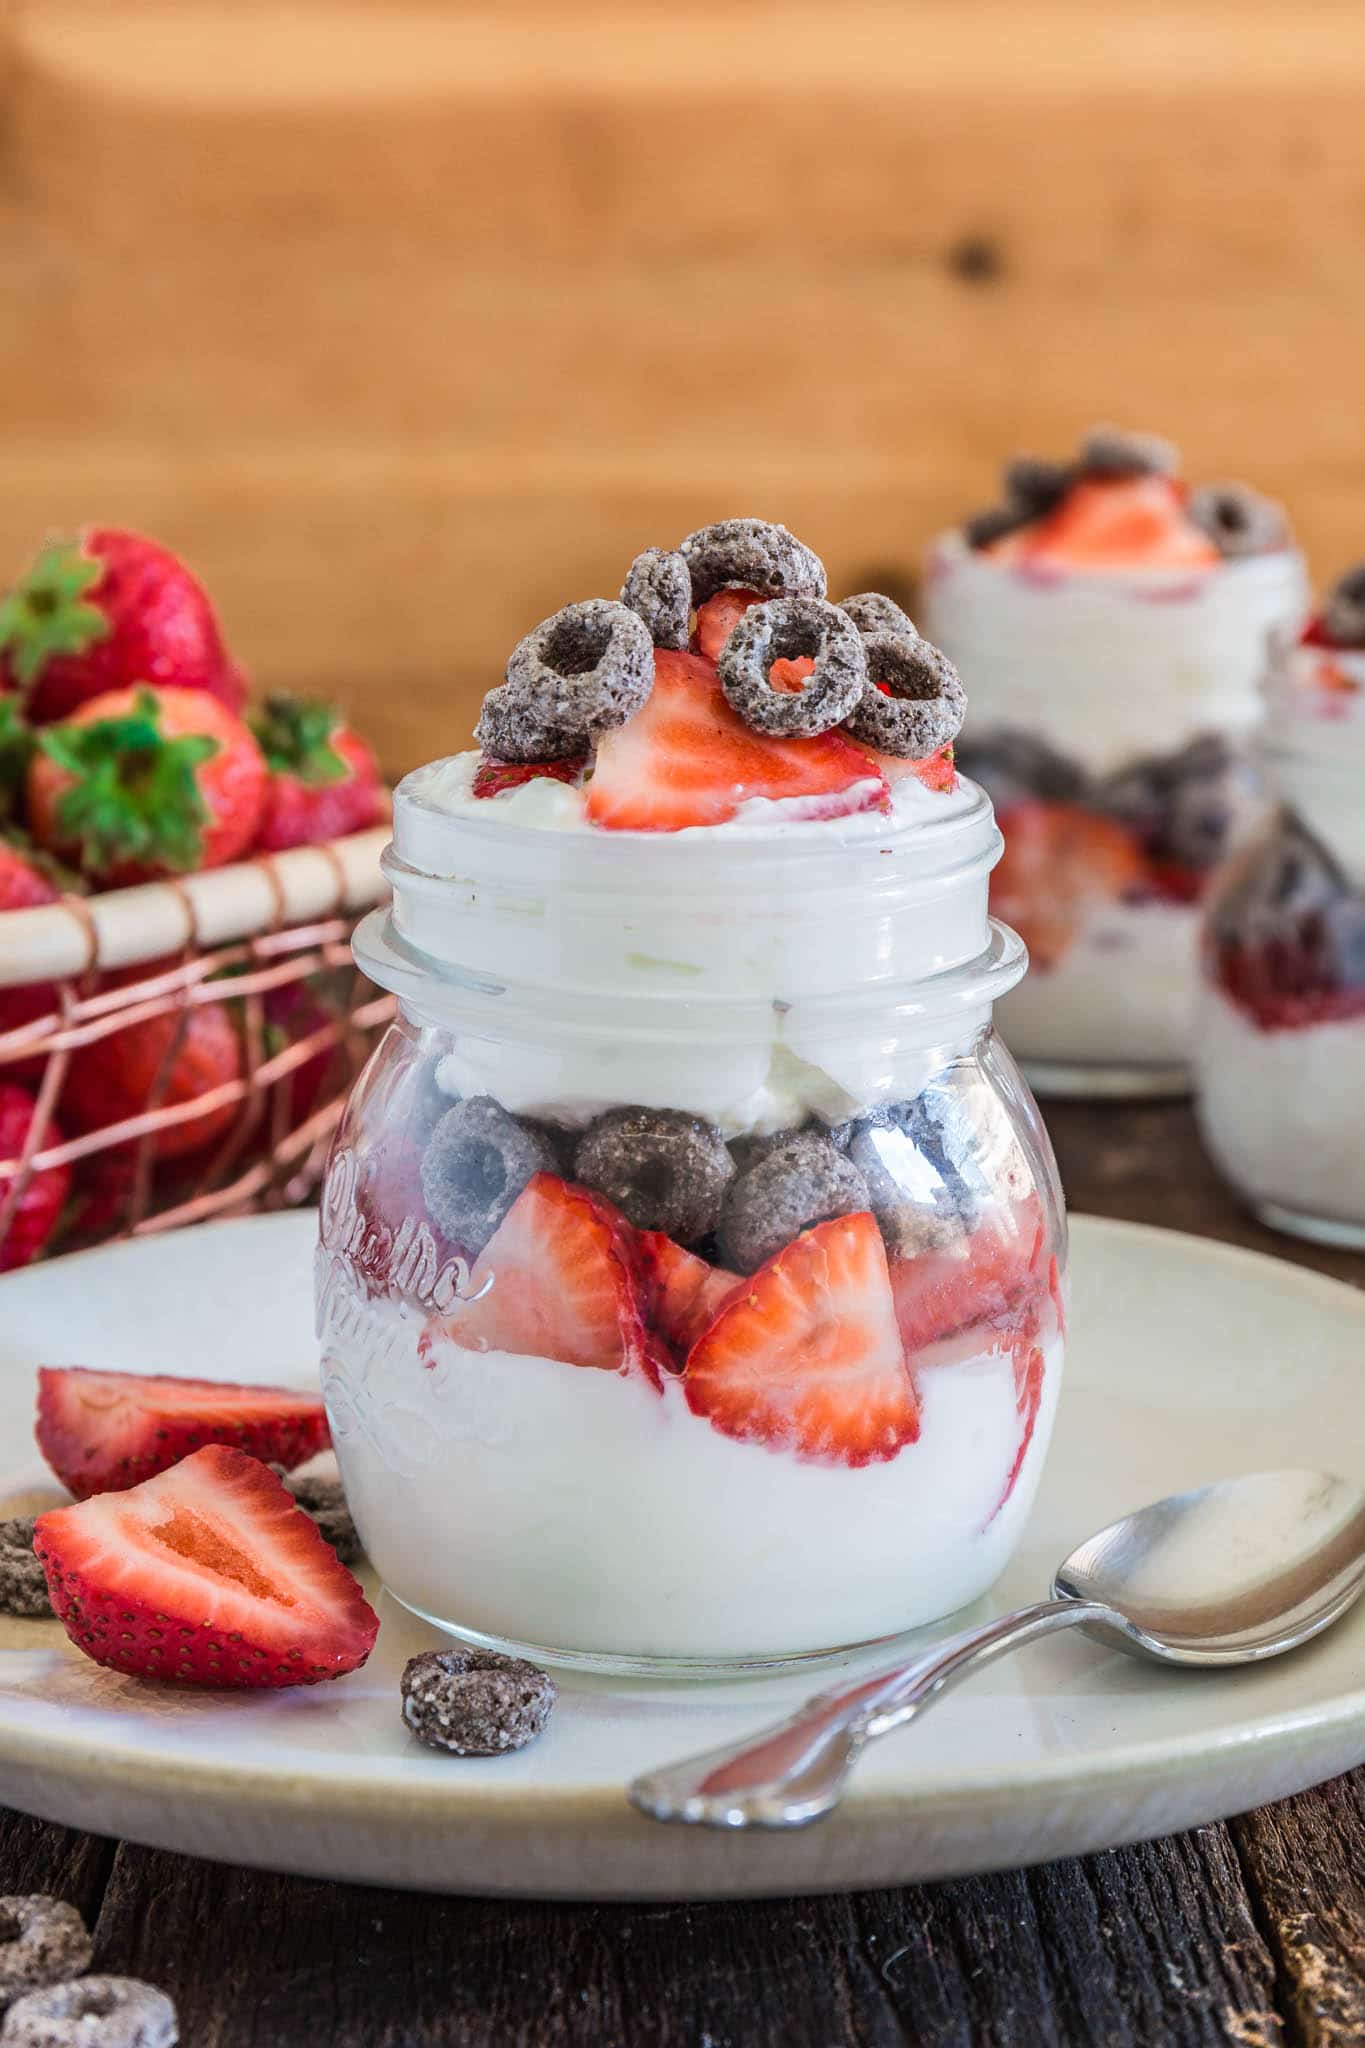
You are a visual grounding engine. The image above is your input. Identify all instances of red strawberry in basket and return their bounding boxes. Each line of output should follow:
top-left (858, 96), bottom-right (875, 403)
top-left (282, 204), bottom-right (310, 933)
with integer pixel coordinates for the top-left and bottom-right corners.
top-left (36, 1363), bottom-right (330, 1498)
top-left (586, 650), bottom-right (887, 832)
top-left (0, 1083), bottom-right (71, 1271)
top-left (426, 1171), bottom-right (655, 1381)
top-left (0, 835), bottom-right (72, 1074)
top-left (251, 695), bottom-right (386, 852)
top-left (0, 529), bottom-right (246, 726)
top-left (684, 1212), bottom-right (919, 1465)
top-left (60, 964), bottom-right (243, 1162)
top-left (27, 684), bottom-right (268, 884)
top-left (34, 1445), bottom-right (376, 1686)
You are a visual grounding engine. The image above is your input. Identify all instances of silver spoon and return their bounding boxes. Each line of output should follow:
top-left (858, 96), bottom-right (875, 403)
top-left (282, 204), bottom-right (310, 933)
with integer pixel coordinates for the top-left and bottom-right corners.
top-left (629, 1469), bottom-right (1365, 1832)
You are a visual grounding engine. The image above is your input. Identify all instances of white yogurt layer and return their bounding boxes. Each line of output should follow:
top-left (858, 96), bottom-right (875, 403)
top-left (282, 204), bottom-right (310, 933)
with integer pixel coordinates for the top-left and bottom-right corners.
top-left (411, 749), bottom-right (970, 838)
top-left (924, 535), bottom-right (1308, 774)
top-left (321, 1280), bottom-right (1063, 1662)
top-left (998, 898), bottom-right (1197, 1075)
top-left (1194, 985), bottom-right (1365, 1229)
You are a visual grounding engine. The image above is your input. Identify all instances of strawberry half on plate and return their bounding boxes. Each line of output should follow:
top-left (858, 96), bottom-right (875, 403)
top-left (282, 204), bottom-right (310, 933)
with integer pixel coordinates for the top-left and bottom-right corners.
top-left (34, 1445), bottom-right (378, 1687)
top-left (36, 1365), bottom-right (331, 1501)
top-left (683, 1212), bottom-right (919, 1466)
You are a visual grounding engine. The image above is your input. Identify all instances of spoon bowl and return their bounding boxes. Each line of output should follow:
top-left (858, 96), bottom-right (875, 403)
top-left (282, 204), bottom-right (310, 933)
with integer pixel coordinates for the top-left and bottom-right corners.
top-left (1056, 1469), bottom-right (1365, 1664)
top-left (630, 1469), bottom-right (1365, 1831)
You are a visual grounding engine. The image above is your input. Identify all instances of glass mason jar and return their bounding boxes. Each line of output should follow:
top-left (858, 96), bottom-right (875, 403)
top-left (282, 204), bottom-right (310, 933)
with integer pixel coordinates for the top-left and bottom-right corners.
top-left (1194, 642), bottom-right (1365, 1247)
top-left (315, 763), bottom-right (1068, 1673)
top-left (924, 533), bottom-right (1308, 1098)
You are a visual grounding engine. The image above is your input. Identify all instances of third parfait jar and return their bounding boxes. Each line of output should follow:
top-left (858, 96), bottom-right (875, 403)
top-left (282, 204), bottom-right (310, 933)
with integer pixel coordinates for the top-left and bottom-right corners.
top-left (925, 427), bottom-right (1307, 1097)
top-left (316, 522), bottom-right (1067, 1672)
top-left (1195, 565), bottom-right (1365, 1248)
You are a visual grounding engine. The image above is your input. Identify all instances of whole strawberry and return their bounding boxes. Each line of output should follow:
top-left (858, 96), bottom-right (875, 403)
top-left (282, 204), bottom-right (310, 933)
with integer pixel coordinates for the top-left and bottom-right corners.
top-left (0, 1082), bottom-right (71, 1270)
top-left (0, 834), bottom-right (75, 1075)
top-left (0, 528), bottom-right (247, 725)
top-left (28, 684), bottom-right (268, 884)
top-left (61, 965), bottom-right (243, 1162)
top-left (251, 695), bottom-right (385, 851)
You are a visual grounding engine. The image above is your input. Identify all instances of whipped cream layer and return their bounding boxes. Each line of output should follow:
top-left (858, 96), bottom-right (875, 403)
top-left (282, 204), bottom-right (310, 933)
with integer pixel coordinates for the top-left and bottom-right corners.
top-left (359, 754), bottom-right (1019, 1135)
top-left (1263, 647), bottom-right (1365, 881)
top-left (925, 534), bottom-right (1308, 774)
top-left (1195, 986), bottom-right (1365, 1231)
top-left (997, 898), bottom-right (1197, 1076)
top-left (322, 1281), bottom-right (1063, 1662)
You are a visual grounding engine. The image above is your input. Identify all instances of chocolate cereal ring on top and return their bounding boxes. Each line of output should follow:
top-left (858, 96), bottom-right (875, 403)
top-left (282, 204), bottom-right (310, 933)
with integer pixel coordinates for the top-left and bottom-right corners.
top-left (838, 592), bottom-right (917, 639)
top-left (574, 1107), bottom-right (734, 1244)
top-left (1079, 425), bottom-right (1178, 479)
top-left (718, 597), bottom-right (867, 739)
top-left (843, 630), bottom-right (966, 760)
top-left (620, 548), bottom-right (691, 651)
top-left (677, 519), bottom-right (827, 607)
top-left (1323, 563), bottom-right (1365, 647)
top-left (421, 1097), bottom-right (558, 1256)
top-left (720, 1132), bottom-right (870, 1275)
top-left (475, 599), bottom-right (653, 763)
top-left (0, 1898), bottom-right (92, 2012)
top-left (2, 1976), bottom-right (177, 2047)
top-left (1187, 483), bottom-right (1287, 560)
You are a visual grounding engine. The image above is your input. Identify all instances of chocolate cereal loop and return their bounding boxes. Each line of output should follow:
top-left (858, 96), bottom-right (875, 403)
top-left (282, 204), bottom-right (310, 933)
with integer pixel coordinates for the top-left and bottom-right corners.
top-left (677, 519), bottom-right (827, 606)
top-left (1, 1976), bottom-right (177, 2046)
top-left (401, 1648), bottom-right (557, 1756)
top-left (0, 1520), bottom-right (51, 1620)
top-left (475, 599), bottom-right (653, 762)
top-left (838, 592), bottom-right (917, 639)
top-left (620, 548), bottom-right (691, 651)
top-left (0, 1898), bottom-right (93, 2012)
top-left (843, 630), bottom-right (966, 759)
top-left (718, 597), bottom-right (867, 738)
top-left (574, 1107), bottom-right (734, 1244)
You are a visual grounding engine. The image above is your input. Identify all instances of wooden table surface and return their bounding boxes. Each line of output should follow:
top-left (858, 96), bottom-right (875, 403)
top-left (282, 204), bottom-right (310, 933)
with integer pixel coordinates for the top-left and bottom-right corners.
top-left (4, 1099), bottom-right (1365, 2046)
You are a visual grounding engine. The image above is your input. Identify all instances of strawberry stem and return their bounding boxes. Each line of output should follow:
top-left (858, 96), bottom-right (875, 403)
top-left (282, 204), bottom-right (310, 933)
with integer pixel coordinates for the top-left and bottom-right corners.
top-left (0, 541), bottom-right (109, 688)
top-left (38, 687), bottom-right (220, 873)
top-left (251, 695), bottom-right (348, 787)
top-left (0, 698), bottom-right (34, 823)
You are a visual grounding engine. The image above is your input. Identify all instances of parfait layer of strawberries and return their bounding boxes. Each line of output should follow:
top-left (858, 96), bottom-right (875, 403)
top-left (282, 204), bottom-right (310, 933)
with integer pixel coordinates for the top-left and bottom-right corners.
top-left (1193, 565), bottom-right (1365, 1246)
top-left (317, 520), bottom-right (1068, 1670)
top-left (925, 428), bottom-right (1308, 1095)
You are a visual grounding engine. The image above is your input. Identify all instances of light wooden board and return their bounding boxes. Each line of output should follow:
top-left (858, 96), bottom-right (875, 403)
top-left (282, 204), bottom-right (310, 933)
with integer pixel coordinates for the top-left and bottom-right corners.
top-left (3, 1), bottom-right (1364, 769)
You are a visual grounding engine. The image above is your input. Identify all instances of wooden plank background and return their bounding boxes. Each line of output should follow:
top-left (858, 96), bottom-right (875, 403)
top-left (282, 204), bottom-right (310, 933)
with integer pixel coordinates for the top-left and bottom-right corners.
top-left (3, 0), bottom-right (1365, 772)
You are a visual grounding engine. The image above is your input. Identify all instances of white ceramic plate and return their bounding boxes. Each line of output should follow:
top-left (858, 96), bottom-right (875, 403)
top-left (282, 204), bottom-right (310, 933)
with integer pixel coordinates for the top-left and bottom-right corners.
top-left (2, 1211), bottom-right (1364, 1901)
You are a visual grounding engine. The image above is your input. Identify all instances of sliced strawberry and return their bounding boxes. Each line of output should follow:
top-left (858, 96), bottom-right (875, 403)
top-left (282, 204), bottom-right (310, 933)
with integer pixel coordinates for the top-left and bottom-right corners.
top-left (36, 1365), bottom-right (331, 1500)
top-left (586, 649), bottom-right (887, 832)
top-left (987, 475), bottom-right (1220, 573)
top-left (472, 753), bottom-right (587, 800)
top-left (891, 1198), bottom-right (1046, 1359)
top-left (33, 1445), bottom-right (377, 1687)
top-left (694, 588), bottom-right (764, 662)
top-left (428, 1172), bottom-right (654, 1381)
top-left (992, 800), bottom-right (1146, 970)
top-left (684, 1212), bottom-right (918, 1467)
top-left (1144, 856), bottom-right (1206, 906)
top-left (635, 1230), bottom-right (742, 1361)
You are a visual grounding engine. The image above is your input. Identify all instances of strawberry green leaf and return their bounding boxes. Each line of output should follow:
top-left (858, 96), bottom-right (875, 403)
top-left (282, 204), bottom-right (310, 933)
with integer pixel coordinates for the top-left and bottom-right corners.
top-left (0, 541), bottom-right (109, 689)
top-left (0, 698), bottom-right (35, 823)
top-left (38, 686), bottom-right (220, 874)
top-left (251, 694), bottom-right (348, 787)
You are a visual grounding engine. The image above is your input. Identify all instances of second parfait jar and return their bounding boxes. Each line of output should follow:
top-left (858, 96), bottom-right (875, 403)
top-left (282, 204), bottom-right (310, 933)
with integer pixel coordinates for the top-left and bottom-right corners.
top-left (1195, 624), bottom-right (1365, 1248)
top-left (315, 765), bottom-right (1067, 1673)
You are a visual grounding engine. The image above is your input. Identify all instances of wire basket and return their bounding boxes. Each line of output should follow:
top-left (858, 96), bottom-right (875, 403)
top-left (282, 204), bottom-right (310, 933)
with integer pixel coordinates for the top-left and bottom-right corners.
top-left (0, 824), bottom-right (394, 1260)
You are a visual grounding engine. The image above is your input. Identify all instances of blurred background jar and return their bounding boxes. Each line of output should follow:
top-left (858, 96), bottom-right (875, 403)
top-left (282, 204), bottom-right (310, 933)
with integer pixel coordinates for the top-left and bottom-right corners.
top-left (1194, 571), bottom-right (1365, 1247)
top-left (925, 436), bottom-right (1308, 1098)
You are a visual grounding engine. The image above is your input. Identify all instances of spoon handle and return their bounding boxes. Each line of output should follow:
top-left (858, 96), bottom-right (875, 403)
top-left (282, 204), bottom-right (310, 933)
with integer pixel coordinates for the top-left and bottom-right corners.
top-left (629, 1597), bottom-right (1121, 1831)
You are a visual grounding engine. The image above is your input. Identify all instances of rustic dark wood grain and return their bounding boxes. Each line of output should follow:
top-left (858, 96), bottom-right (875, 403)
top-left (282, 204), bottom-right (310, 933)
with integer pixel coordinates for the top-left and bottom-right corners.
top-left (2, 1101), bottom-right (1362, 2046)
